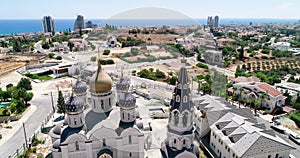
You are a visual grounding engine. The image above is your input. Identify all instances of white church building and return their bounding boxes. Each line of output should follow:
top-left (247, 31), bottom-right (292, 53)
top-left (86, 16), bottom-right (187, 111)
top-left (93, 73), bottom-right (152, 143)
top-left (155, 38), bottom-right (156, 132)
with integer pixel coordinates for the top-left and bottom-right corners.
top-left (49, 59), bottom-right (144, 158)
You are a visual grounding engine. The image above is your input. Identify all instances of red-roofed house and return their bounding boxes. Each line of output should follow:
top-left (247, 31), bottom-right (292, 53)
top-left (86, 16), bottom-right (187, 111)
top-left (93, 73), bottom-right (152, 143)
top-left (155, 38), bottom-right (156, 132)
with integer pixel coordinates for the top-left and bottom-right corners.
top-left (233, 82), bottom-right (285, 112)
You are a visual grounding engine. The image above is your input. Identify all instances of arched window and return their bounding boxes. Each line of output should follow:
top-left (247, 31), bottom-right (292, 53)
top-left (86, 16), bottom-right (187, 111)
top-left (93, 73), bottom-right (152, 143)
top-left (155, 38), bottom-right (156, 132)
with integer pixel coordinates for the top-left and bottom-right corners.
top-left (183, 96), bottom-right (188, 103)
top-left (174, 139), bottom-right (176, 144)
top-left (183, 84), bottom-right (187, 89)
top-left (178, 84), bottom-right (182, 89)
top-left (183, 139), bottom-right (186, 145)
top-left (176, 95), bottom-right (180, 102)
top-left (174, 111), bottom-right (179, 125)
top-left (129, 135), bottom-right (132, 144)
top-left (75, 141), bottom-right (79, 151)
top-left (182, 112), bottom-right (188, 127)
top-left (74, 118), bottom-right (77, 125)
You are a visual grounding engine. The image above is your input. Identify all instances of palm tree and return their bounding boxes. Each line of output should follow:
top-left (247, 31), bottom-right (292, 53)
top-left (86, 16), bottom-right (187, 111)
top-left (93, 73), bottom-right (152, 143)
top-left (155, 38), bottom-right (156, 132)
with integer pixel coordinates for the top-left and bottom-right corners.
top-left (247, 99), bottom-right (254, 109)
top-left (254, 100), bottom-right (260, 116)
top-left (239, 88), bottom-right (244, 108)
top-left (260, 92), bottom-right (267, 109)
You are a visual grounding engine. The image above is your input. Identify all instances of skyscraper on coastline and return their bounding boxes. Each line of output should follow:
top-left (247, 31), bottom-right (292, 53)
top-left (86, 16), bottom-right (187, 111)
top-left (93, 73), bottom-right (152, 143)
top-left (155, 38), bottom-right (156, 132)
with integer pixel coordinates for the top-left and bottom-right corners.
top-left (74, 15), bottom-right (84, 30)
top-left (42, 16), bottom-right (55, 35)
top-left (207, 15), bottom-right (219, 27)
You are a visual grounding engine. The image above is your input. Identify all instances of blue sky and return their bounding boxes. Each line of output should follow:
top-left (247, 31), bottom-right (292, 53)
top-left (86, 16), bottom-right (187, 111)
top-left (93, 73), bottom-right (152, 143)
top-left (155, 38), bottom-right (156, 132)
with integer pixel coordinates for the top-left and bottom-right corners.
top-left (1, 0), bottom-right (299, 19)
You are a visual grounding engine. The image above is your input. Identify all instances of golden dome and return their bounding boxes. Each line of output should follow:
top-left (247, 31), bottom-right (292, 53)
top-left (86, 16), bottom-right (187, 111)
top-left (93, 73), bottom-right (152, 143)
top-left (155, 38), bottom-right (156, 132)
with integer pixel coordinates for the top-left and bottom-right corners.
top-left (89, 59), bottom-right (112, 93)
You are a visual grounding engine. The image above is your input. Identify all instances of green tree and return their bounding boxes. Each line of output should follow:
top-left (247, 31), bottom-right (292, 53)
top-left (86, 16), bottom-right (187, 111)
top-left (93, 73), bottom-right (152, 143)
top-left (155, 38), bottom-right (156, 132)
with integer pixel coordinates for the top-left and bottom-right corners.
top-left (24, 92), bottom-right (34, 106)
top-left (17, 78), bottom-right (32, 90)
top-left (68, 41), bottom-right (74, 51)
top-left (57, 91), bottom-right (65, 114)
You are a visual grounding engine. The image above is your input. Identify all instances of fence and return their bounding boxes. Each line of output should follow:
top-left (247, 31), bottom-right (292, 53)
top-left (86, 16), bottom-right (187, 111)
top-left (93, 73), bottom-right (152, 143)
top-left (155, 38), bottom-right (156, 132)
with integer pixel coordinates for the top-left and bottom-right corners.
top-left (8, 108), bottom-right (55, 158)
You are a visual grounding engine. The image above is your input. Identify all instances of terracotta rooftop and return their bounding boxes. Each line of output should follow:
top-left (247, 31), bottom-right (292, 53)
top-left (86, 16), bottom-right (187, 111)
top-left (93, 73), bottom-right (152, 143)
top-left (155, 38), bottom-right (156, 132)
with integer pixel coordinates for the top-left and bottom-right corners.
top-left (255, 83), bottom-right (281, 97)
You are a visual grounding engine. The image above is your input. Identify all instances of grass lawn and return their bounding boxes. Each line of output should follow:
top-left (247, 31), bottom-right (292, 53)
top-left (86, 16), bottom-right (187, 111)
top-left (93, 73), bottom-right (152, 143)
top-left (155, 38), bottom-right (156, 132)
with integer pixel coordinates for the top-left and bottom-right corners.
top-left (288, 112), bottom-right (300, 128)
top-left (38, 75), bottom-right (53, 81)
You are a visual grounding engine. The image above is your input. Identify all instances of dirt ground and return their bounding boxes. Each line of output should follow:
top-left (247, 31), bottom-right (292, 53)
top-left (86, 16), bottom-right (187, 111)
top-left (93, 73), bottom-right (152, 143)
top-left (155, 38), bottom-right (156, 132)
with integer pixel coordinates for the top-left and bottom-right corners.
top-left (119, 33), bottom-right (183, 44)
top-left (0, 54), bottom-right (46, 76)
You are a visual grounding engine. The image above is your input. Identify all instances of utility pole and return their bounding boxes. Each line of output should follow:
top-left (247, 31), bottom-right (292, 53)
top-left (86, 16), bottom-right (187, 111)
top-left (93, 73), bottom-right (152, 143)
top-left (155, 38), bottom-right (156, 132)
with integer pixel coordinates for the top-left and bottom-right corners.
top-left (50, 91), bottom-right (55, 112)
top-left (22, 122), bottom-right (28, 149)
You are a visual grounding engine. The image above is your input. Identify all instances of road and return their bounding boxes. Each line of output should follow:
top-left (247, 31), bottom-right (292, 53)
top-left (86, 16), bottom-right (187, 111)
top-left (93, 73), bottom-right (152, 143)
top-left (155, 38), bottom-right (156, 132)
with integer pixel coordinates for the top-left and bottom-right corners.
top-left (0, 93), bottom-right (57, 158)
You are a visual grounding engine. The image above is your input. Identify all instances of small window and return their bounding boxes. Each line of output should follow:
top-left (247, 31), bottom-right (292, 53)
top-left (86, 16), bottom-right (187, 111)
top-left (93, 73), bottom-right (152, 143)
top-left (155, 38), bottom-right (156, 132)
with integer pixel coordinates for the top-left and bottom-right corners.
top-left (103, 138), bottom-right (106, 146)
top-left (183, 139), bottom-right (186, 145)
top-left (129, 135), bottom-right (132, 144)
top-left (122, 112), bottom-right (125, 119)
top-left (128, 113), bottom-right (130, 120)
top-left (268, 155), bottom-right (271, 158)
top-left (101, 100), bottom-right (104, 109)
top-left (80, 118), bottom-right (82, 124)
top-left (176, 95), bottom-right (180, 102)
top-left (183, 96), bottom-right (188, 103)
top-left (93, 99), bottom-right (96, 108)
top-left (109, 98), bottom-right (111, 106)
top-left (174, 139), bottom-right (176, 144)
top-left (233, 153), bottom-right (235, 157)
top-left (129, 152), bottom-right (132, 157)
top-left (75, 141), bottom-right (79, 151)
top-left (74, 118), bottom-right (77, 125)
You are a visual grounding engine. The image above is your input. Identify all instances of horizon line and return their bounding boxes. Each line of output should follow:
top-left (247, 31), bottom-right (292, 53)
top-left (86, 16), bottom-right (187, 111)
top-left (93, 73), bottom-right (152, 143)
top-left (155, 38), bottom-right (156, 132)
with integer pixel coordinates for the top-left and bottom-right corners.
top-left (0, 17), bottom-right (299, 20)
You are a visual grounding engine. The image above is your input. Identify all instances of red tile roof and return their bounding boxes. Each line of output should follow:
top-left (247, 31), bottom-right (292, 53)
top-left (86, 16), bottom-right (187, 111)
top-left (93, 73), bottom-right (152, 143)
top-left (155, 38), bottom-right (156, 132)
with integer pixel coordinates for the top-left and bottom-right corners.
top-left (255, 83), bottom-right (281, 97)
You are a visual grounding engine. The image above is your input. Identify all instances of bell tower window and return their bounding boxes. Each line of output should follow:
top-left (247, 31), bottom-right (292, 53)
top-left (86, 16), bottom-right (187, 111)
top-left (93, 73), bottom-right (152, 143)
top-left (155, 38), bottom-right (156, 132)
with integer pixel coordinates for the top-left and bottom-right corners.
top-left (75, 141), bottom-right (79, 151)
top-left (176, 95), bottom-right (180, 102)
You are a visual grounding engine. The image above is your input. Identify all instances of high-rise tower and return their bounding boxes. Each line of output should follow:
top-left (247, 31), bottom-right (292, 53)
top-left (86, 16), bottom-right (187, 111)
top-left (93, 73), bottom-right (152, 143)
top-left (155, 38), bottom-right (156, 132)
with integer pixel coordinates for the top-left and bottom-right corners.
top-left (42, 16), bottom-right (55, 35)
top-left (74, 15), bottom-right (84, 30)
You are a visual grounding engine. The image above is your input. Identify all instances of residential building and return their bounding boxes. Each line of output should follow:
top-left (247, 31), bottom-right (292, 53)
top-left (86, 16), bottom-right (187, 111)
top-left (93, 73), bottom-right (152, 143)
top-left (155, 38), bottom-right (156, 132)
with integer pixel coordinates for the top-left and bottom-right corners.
top-left (160, 59), bottom-right (199, 158)
top-left (42, 16), bottom-right (55, 35)
top-left (86, 21), bottom-right (97, 29)
top-left (269, 42), bottom-right (291, 51)
top-left (74, 15), bottom-right (84, 30)
top-left (275, 82), bottom-right (300, 101)
top-left (233, 82), bottom-right (286, 112)
top-left (49, 59), bottom-right (144, 158)
top-left (203, 49), bottom-right (223, 66)
top-left (217, 38), bottom-right (234, 47)
top-left (107, 35), bottom-right (119, 48)
top-left (194, 95), bottom-right (295, 158)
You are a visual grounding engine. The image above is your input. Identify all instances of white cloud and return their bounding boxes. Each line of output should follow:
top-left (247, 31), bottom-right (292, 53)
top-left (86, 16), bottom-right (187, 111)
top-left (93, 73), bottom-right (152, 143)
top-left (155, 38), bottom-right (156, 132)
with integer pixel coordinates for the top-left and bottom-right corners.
top-left (278, 2), bottom-right (293, 10)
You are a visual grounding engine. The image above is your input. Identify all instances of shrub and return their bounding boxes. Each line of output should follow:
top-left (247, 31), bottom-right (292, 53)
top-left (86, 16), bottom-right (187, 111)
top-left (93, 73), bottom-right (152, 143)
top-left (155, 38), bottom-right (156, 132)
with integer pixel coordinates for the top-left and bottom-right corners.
top-left (55, 56), bottom-right (62, 60)
top-left (103, 49), bottom-right (110, 55)
top-left (31, 147), bottom-right (37, 153)
top-left (90, 56), bottom-right (97, 62)
top-left (196, 63), bottom-right (209, 69)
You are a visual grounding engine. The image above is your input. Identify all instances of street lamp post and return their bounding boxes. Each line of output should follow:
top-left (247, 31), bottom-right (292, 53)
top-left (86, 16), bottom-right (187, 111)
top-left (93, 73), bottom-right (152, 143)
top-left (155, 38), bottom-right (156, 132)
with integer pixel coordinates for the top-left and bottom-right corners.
top-left (22, 122), bottom-right (28, 149)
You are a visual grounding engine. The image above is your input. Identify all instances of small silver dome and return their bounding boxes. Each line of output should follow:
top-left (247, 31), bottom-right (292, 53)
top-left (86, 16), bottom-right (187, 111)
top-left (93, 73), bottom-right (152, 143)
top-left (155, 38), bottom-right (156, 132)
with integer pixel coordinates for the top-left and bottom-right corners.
top-left (116, 78), bottom-right (130, 91)
top-left (65, 95), bottom-right (84, 114)
top-left (73, 80), bottom-right (87, 94)
top-left (119, 92), bottom-right (136, 107)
